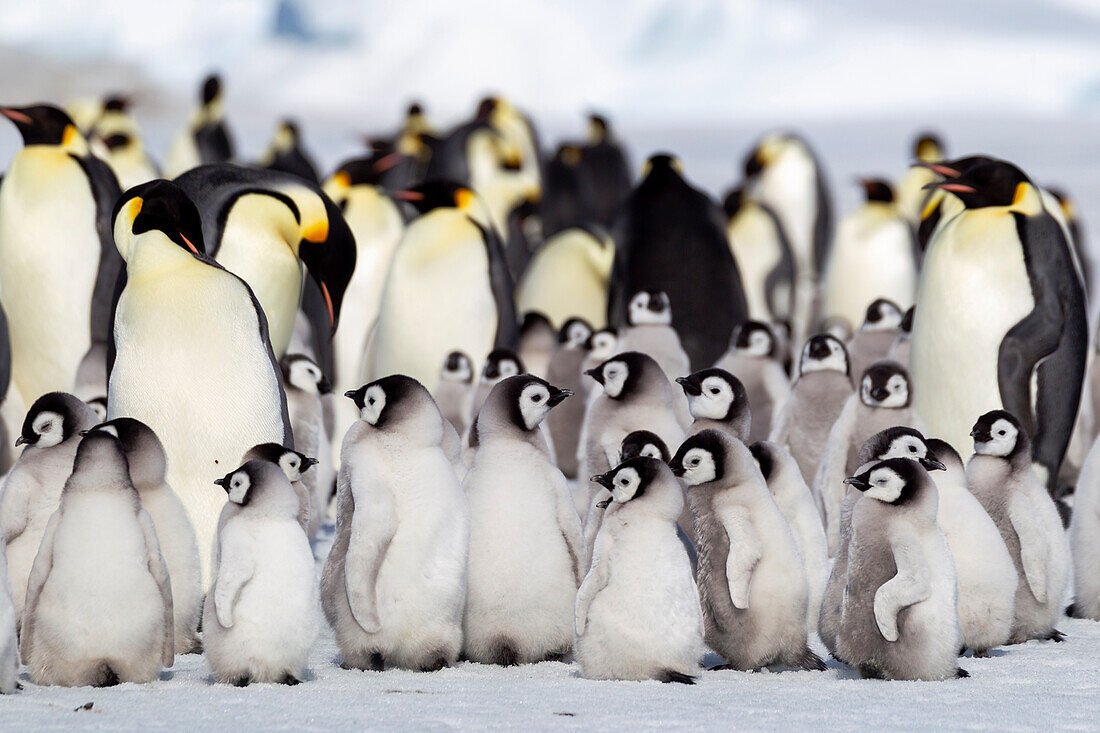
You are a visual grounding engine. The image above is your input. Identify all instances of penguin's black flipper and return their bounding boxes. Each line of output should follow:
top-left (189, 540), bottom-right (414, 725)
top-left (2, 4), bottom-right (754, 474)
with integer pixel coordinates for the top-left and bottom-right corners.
top-left (0, 303), bottom-right (10, 403)
top-left (917, 199), bottom-right (943, 251)
top-left (955, 667), bottom-right (970, 679)
top-left (74, 153), bottom-right (123, 347)
top-left (660, 670), bottom-right (696, 685)
top-left (472, 219), bottom-right (519, 352)
top-left (759, 202), bottom-right (796, 322)
top-left (811, 152), bottom-right (833, 276)
top-left (195, 121), bottom-right (233, 165)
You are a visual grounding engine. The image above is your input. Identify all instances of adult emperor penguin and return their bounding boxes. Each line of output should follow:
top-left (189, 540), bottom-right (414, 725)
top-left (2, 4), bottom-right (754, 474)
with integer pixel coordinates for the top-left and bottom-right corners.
top-left (89, 96), bottom-right (159, 191)
top-left (671, 430), bottom-right (825, 672)
top-left (895, 132), bottom-right (946, 223)
top-left (575, 114), bottom-right (632, 228)
top-left (912, 160), bottom-right (1087, 489)
top-left (925, 438), bottom-right (1017, 656)
top-left (21, 431), bottom-right (174, 686)
top-left (576, 457), bottom-right (704, 683)
top-left (722, 186), bottom-right (795, 323)
top-left (260, 120), bottom-right (319, 183)
top-left (545, 318), bottom-right (593, 479)
top-left (164, 74), bottom-right (233, 178)
top-left (676, 368), bottom-right (751, 441)
top-left (86, 417), bottom-right (203, 655)
top-left (435, 351), bottom-right (474, 438)
top-left (108, 180), bottom-right (292, 586)
top-left (814, 360), bottom-right (924, 553)
top-left (713, 321), bottom-right (790, 443)
top-left (749, 441), bottom-right (828, 635)
top-left (822, 180), bottom-right (917, 332)
top-left (838, 458), bottom-right (963, 681)
top-left (174, 163), bottom-right (357, 362)
top-left (770, 334), bottom-right (854, 488)
top-left (0, 105), bottom-right (122, 406)
top-left (463, 375), bottom-right (583, 665)
top-left (1047, 187), bottom-right (1091, 298)
top-left (0, 392), bottom-right (96, 627)
top-left (967, 411), bottom-right (1069, 643)
top-left (609, 154), bottom-right (748, 368)
top-left (1071, 427), bottom-right (1100, 619)
top-left (515, 226), bottom-right (614, 330)
top-left (322, 375), bottom-right (468, 671)
top-left (206, 460), bottom-right (319, 685)
top-left (742, 133), bottom-right (832, 343)
top-left (846, 298), bottom-right (905, 380)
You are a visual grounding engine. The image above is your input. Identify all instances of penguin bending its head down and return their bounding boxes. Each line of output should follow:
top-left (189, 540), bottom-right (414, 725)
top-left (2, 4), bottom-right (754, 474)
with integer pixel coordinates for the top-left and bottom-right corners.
top-left (164, 73), bottom-right (233, 177)
top-left (260, 120), bottom-right (319, 184)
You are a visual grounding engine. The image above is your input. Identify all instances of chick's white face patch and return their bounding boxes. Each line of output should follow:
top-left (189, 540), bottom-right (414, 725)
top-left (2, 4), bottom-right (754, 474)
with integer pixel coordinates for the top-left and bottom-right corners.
top-left (601, 361), bottom-right (628, 398)
top-left (228, 471), bottom-right (251, 505)
top-left (361, 385), bottom-right (387, 425)
top-left (32, 411), bottom-right (64, 448)
top-left (679, 447), bottom-right (716, 486)
top-left (864, 466), bottom-right (905, 504)
top-left (518, 383), bottom-right (552, 430)
top-left (976, 418), bottom-right (1019, 457)
top-left (610, 466), bottom-right (642, 503)
top-left (278, 452), bottom-right (302, 481)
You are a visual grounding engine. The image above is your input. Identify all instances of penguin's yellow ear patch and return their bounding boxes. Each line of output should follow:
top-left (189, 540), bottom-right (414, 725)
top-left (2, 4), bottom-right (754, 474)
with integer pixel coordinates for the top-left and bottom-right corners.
top-left (128, 196), bottom-right (144, 221)
top-left (921, 194), bottom-right (941, 221)
top-left (302, 217), bottom-right (329, 243)
top-left (62, 124), bottom-right (77, 147)
top-left (455, 188), bottom-right (474, 210)
top-left (1012, 182), bottom-right (1029, 207)
top-left (332, 171), bottom-right (351, 190)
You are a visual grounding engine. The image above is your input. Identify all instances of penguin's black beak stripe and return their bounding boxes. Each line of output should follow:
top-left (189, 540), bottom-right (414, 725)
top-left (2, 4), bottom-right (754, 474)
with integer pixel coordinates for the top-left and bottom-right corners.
top-left (676, 376), bottom-right (702, 396)
top-left (971, 428), bottom-right (991, 441)
top-left (591, 473), bottom-right (614, 490)
top-left (547, 388), bottom-right (573, 407)
top-left (214, 477), bottom-right (228, 488)
top-left (596, 498), bottom-right (613, 509)
top-left (344, 390), bottom-right (358, 400)
top-left (584, 368), bottom-right (604, 384)
top-left (317, 377), bottom-right (332, 395)
top-left (14, 436), bottom-right (27, 447)
top-left (843, 477), bottom-right (871, 491)
top-left (921, 457), bottom-right (947, 472)
top-left (304, 457), bottom-right (319, 468)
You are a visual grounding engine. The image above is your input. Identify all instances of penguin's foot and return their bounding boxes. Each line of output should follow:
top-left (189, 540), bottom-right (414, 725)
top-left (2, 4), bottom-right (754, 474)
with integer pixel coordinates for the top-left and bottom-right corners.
top-left (970, 649), bottom-right (990, 659)
top-left (858, 664), bottom-right (884, 680)
top-left (231, 675), bottom-right (250, 687)
top-left (1047, 629), bottom-right (1066, 643)
top-left (1066, 603), bottom-right (1078, 618)
top-left (369, 652), bottom-right (385, 671)
top-left (543, 649), bottom-right (570, 663)
top-left (93, 664), bottom-right (119, 688)
top-left (798, 648), bottom-right (828, 671)
top-left (707, 663), bottom-right (737, 671)
top-left (185, 638), bottom-right (203, 655)
top-left (282, 674), bottom-right (301, 686)
top-left (491, 640), bottom-right (518, 667)
top-left (419, 657), bottom-right (448, 673)
top-left (955, 668), bottom-right (970, 679)
top-left (660, 670), bottom-right (696, 685)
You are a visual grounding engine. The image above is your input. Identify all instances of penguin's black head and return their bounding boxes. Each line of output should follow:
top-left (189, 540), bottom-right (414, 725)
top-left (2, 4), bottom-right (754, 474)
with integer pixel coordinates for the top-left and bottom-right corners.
top-left (100, 131), bottom-right (132, 151)
top-left (863, 298), bottom-right (903, 330)
top-left (558, 317), bottom-right (593, 347)
top-left (103, 95), bottom-right (129, 113)
top-left (280, 119), bottom-right (301, 141)
top-left (669, 429), bottom-right (728, 487)
top-left (407, 102), bottom-right (424, 117)
top-left (72, 429), bottom-right (128, 477)
top-left (584, 327), bottom-right (618, 356)
top-left (925, 438), bottom-right (963, 472)
top-left (245, 441), bottom-right (317, 482)
top-left (584, 352), bottom-right (655, 400)
top-left (643, 153), bottom-right (683, 180)
top-left (913, 132), bottom-right (944, 163)
top-left (591, 456), bottom-right (664, 508)
top-left (748, 441), bottom-right (778, 481)
top-left (441, 351), bottom-right (474, 383)
top-left (971, 409), bottom-right (1027, 459)
top-left (113, 179), bottom-right (206, 256)
top-left (498, 374), bottom-right (572, 432)
top-left (201, 74), bottom-right (222, 106)
top-left (84, 417), bottom-right (159, 460)
top-left (280, 353), bottom-right (331, 395)
top-left (475, 96), bottom-right (498, 121)
top-left (0, 105), bottom-right (78, 147)
top-left (722, 187), bottom-right (746, 219)
top-left (331, 144), bottom-right (408, 190)
top-left (215, 461), bottom-right (260, 506)
top-left (859, 361), bottom-right (911, 408)
top-left (917, 154), bottom-right (994, 180)
top-left (800, 334), bottom-right (850, 377)
top-left (627, 290), bottom-right (672, 326)
top-left (86, 396), bottom-right (108, 422)
top-left (859, 178), bottom-right (894, 204)
top-left (857, 426), bottom-right (945, 472)
top-left (481, 349), bottom-right (524, 382)
top-left (588, 113), bottom-right (609, 139)
top-left (393, 179), bottom-right (476, 215)
top-left (743, 146), bottom-right (765, 178)
top-left (844, 457), bottom-right (926, 506)
top-left (520, 311), bottom-right (552, 336)
top-left (927, 159), bottom-right (1033, 210)
top-left (619, 430), bottom-right (670, 464)
top-left (732, 320), bottom-right (776, 357)
top-left (899, 306), bottom-right (915, 334)
top-left (676, 368), bottom-right (748, 424)
top-left (345, 374), bottom-right (423, 429)
top-left (19, 392), bottom-right (93, 449)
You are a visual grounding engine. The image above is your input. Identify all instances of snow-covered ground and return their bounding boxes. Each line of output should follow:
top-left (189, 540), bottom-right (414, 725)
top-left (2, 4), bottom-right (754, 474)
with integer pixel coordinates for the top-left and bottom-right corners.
top-left (7, 520), bottom-right (1100, 732)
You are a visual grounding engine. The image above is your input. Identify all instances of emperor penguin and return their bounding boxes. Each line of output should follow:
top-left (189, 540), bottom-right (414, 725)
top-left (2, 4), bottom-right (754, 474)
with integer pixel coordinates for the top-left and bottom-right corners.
top-left (838, 458), bottom-right (963, 681)
top-left (575, 113), bottom-right (632, 228)
top-left (888, 306), bottom-right (914, 366)
top-left (517, 312), bottom-right (558, 380)
top-left (742, 133), bottom-right (832, 344)
top-left (463, 375), bottom-right (583, 665)
top-left (205, 460), bottom-right (319, 685)
top-left (545, 318), bottom-right (593, 480)
top-left (713, 321), bottom-right (790, 443)
top-left (914, 155), bottom-right (995, 250)
top-left (722, 186), bottom-right (795, 324)
top-left (515, 226), bottom-right (614, 330)
top-left (894, 132), bottom-right (946, 223)
top-left (89, 96), bottom-right (159, 191)
top-left (174, 163), bottom-right (357, 362)
top-left (814, 360), bottom-right (924, 553)
top-left (281, 353), bottom-right (331, 536)
top-left (818, 427), bottom-right (946, 659)
top-left (86, 417), bottom-right (203, 655)
top-left (164, 74), bottom-right (233, 178)
top-left (541, 143), bottom-right (585, 237)
top-left (769, 334), bottom-right (854, 488)
top-left (107, 180), bottom-right (292, 587)
top-left (576, 457), bottom-right (704, 683)
top-left (966, 410), bottom-right (1070, 643)
top-left (748, 441), bottom-right (828, 636)
top-left (365, 181), bottom-right (518, 392)
top-left (21, 431), bottom-right (174, 687)
top-left (581, 352), bottom-right (688, 557)
top-left (322, 375), bottom-right (467, 671)
top-left (619, 290), bottom-right (691, 384)
top-left (1047, 187), bottom-right (1091, 298)
top-left (467, 349), bottom-right (525, 429)
top-left (610, 154), bottom-right (748, 368)
top-left (435, 351), bottom-right (474, 438)
top-left (0, 105), bottom-right (122, 406)
top-left (0, 392), bottom-right (96, 627)
top-left (0, 533), bottom-right (17, 694)
top-left (675, 368), bottom-right (751, 441)
top-left (925, 438), bottom-right (1018, 656)
top-left (822, 180), bottom-right (917, 333)
top-left (846, 298), bottom-right (905, 380)
top-left (260, 120), bottom-right (319, 183)
top-left (911, 160), bottom-right (1087, 489)
top-left (239, 442), bottom-right (318, 538)
top-left (670, 430), bottom-right (824, 672)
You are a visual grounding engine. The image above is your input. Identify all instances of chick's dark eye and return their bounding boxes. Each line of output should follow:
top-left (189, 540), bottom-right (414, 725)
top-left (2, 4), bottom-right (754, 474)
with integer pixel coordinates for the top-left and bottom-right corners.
top-left (710, 388), bottom-right (720, 395)
top-left (909, 446), bottom-right (917, 453)
top-left (998, 430), bottom-right (1006, 436)
top-left (368, 397), bottom-right (375, 405)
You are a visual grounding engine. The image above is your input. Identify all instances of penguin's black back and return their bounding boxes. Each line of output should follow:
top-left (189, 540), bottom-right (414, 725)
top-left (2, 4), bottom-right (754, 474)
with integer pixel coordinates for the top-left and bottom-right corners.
top-left (577, 139), bottom-right (631, 228)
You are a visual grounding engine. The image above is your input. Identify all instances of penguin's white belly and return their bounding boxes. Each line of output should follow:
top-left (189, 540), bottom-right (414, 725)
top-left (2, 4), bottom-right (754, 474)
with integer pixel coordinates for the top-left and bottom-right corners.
top-left (0, 155), bottom-right (99, 405)
top-left (164, 130), bottom-right (200, 179)
top-left (824, 216), bottom-right (915, 329)
top-left (515, 232), bottom-right (609, 329)
top-left (109, 270), bottom-right (285, 586)
top-left (912, 215), bottom-right (1034, 456)
top-left (216, 231), bottom-right (302, 359)
top-left (107, 150), bottom-right (157, 191)
top-left (729, 209), bottom-right (782, 321)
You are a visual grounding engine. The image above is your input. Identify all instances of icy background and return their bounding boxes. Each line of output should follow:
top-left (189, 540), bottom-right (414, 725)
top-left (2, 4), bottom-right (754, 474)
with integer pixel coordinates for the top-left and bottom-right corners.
top-left (2, 0), bottom-right (1100, 728)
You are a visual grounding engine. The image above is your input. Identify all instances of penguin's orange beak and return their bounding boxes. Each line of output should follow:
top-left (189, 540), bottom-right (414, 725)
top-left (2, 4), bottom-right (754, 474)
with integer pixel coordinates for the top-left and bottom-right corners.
top-left (915, 162), bottom-right (961, 177)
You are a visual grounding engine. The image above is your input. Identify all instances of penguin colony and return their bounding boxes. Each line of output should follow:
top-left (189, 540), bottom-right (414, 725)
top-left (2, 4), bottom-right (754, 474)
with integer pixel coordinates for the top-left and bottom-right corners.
top-left (0, 75), bottom-right (1098, 692)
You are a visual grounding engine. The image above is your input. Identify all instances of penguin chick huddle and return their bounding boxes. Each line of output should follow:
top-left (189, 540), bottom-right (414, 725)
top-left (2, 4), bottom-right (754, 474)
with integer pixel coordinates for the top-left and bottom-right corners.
top-left (0, 77), bottom-right (1097, 692)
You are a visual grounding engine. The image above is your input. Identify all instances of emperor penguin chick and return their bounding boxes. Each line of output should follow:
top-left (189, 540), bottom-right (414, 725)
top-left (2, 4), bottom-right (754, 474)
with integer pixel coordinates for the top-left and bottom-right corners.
top-left (322, 376), bottom-right (468, 671)
top-left (463, 375), bottom-right (583, 665)
top-left (713, 321), bottom-right (791, 443)
top-left (21, 431), bottom-right (174, 686)
top-left (925, 439), bottom-right (1017, 656)
top-left (769, 334), bottom-right (854, 489)
top-left (0, 392), bottom-right (97, 628)
top-left (545, 318), bottom-right (592, 480)
top-left (87, 417), bottom-right (202, 655)
top-left (576, 457), bottom-right (704, 682)
top-left (676, 368), bottom-right (751, 441)
top-left (240, 443), bottom-right (318, 537)
top-left (670, 430), bottom-right (824, 671)
top-left (0, 535), bottom-right (16, 694)
top-left (846, 298), bottom-right (905, 380)
top-left (467, 349), bottom-right (525, 429)
top-left (619, 291), bottom-right (691, 382)
top-left (205, 460), bottom-right (319, 685)
top-left (966, 411), bottom-right (1069, 643)
top-left (435, 351), bottom-right (474, 438)
top-left (281, 354), bottom-right (331, 539)
top-left (748, 441), bottom-right (828, 635)
top-left (838, 458), bottom-right (963, 681)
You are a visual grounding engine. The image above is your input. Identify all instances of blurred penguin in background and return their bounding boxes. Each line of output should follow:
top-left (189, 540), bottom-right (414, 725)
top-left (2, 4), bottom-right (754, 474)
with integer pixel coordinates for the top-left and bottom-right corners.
top-left (714, 321), bottom-right (790, 443)
top-left (165, 74), bottom-right (233, 177)
top-left (516, 226), bottom-right (613, 330)
top-left (895, 133), bottom-right (946, 223)
top-left (517, 312), bottom-right (558, 380)
top-left (722, 186), bottom-right (795, 325)
top-left (575, 114), bottom-right (631, 228)
top-left (260, 119), bottom-right (319, 183)
top-left (89, 96), bottom-right (159, 191)
top-left (846, 298), bottom-right (906, 379)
